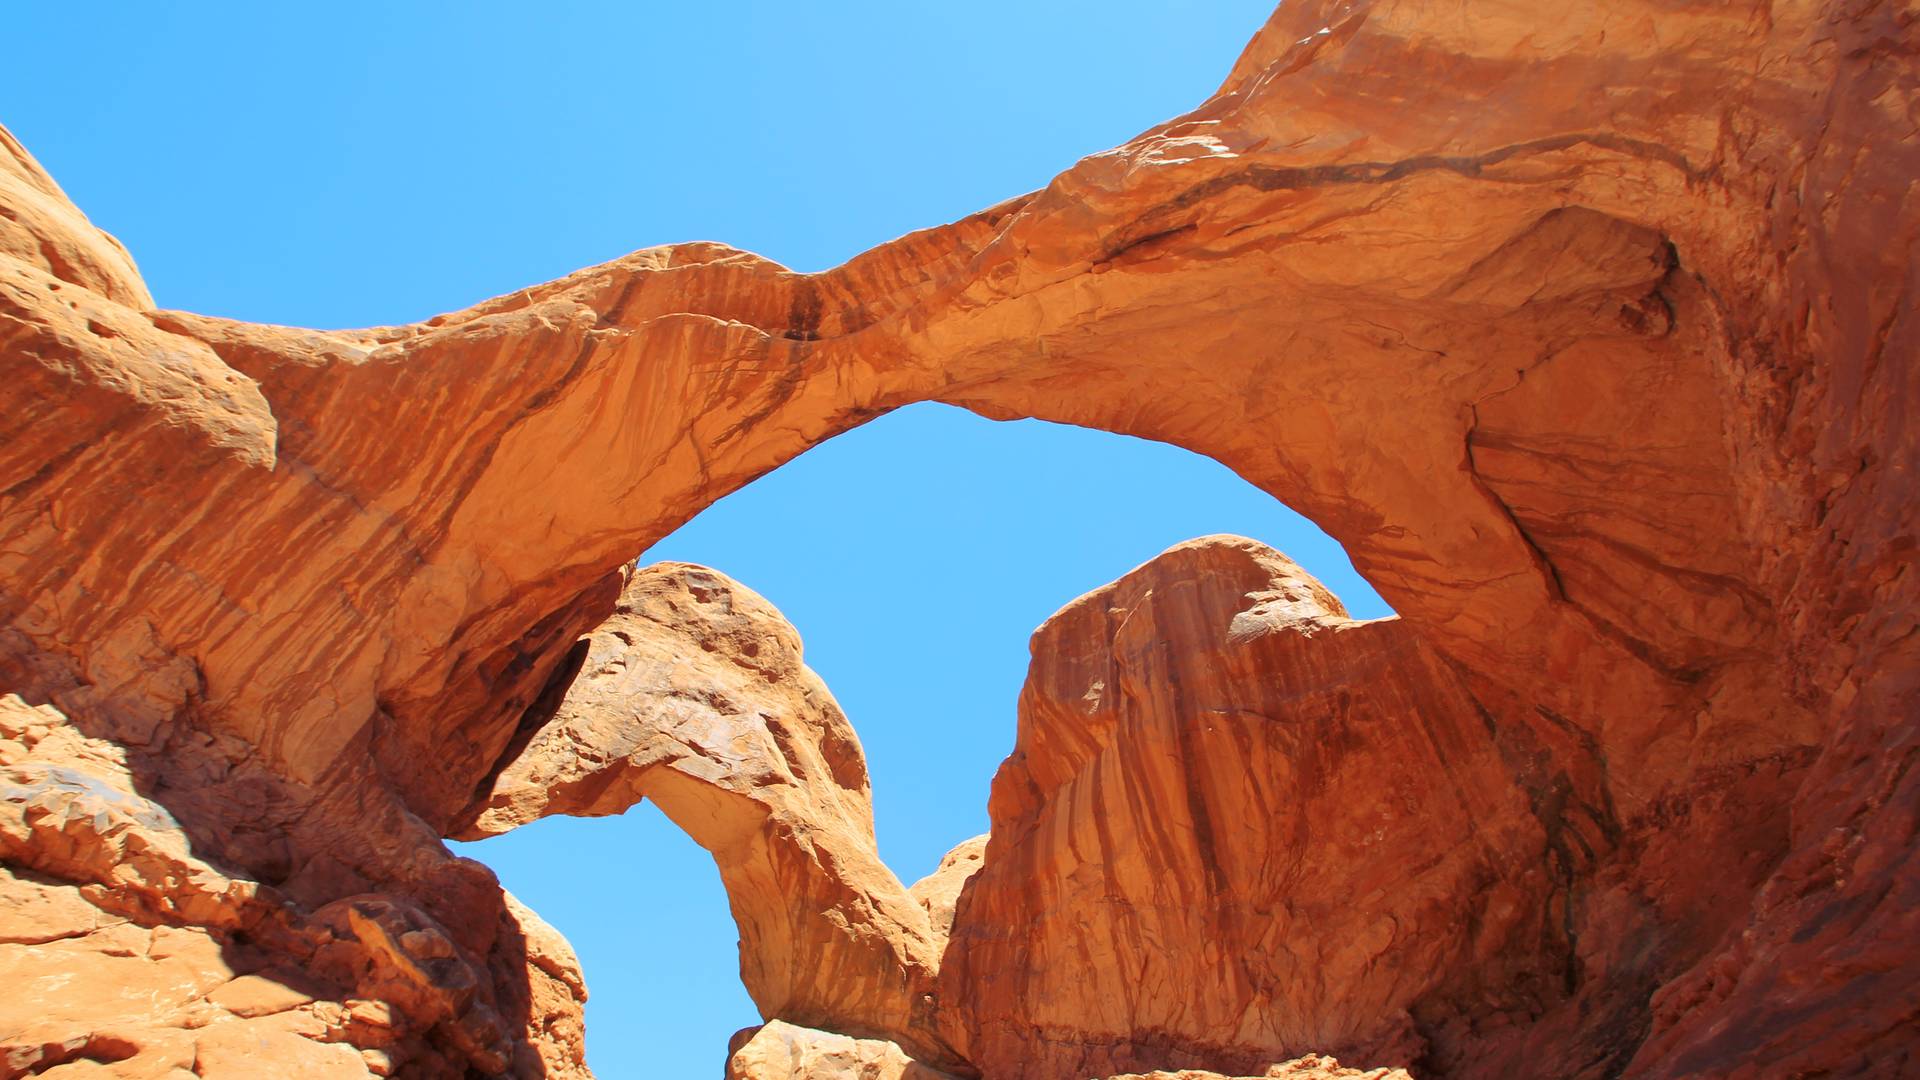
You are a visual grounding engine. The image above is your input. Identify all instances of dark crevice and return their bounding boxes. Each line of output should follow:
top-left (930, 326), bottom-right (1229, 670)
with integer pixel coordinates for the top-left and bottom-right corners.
top-left (453, 635), bottom-right (592, 834)
top-left (18, 1033), bottom-right (141, 1075)
top-left (1105, 131), bottom-right (1701, 256)
top-left (1099, 223), bottom-right (1199, 264)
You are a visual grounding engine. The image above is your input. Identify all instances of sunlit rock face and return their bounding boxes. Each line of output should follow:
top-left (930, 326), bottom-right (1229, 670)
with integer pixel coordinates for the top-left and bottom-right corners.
top-left (459, 563), bottom-right (949, 1062)
top-left (0, 693), bottom-right (590, 1078)
top-left (460, 540), bottom-right (1494, 1079)
top-left (2, 0), bottom-right (1916, 1075)
top-left (719, 1021), bottom-right (1416, 1080)
top-left (725, 1021), bottom-right (963, 1080)
top-left (933, 538), bottom-right (1553, 1077)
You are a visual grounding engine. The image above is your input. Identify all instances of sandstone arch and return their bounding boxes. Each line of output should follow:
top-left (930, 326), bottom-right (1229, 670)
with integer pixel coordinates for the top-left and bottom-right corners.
top-left (2, 0), bottom-right (1915, 1075)
top-left (460, 563), bottom-right (950, 1061)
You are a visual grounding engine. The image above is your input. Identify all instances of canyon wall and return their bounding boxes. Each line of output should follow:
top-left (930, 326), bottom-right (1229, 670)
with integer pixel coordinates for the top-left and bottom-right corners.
top-left (1, 0), bottom-right (1915, 1075)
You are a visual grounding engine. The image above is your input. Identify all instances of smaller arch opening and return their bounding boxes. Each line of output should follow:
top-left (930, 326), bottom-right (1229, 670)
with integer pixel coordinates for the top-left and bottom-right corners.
top-left (456, 402), bottom-right (1393, 1075)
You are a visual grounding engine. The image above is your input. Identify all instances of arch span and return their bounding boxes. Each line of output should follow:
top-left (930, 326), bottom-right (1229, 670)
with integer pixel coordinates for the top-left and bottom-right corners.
top-left (2, 0), bottom-right (1914, 1076)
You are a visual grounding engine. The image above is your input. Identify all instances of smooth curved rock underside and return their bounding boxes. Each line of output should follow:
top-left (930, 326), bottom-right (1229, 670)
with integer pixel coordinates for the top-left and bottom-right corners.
top-left (2, 0), bottom-right (1917, 1076)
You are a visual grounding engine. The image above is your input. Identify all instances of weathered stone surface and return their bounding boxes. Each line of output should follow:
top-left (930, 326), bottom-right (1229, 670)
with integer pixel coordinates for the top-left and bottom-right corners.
top-left (907, 836), bottom-right (986, 946)
top-left (1108, 1056), bottom-right (1413, 1080)
top-left (0, 694), bottom-right (588, 1078)
top-left (459, 546), bottom-right (1519, 1076)
top-left (0, 0), bottom-right (1915, 1075)
top-left (726, 1021), bottom-right (961, 1080)
top-left (0, 128), bottom-right (150, 310)
top-left (722, 1023), bottom-right (1408, 1080)
top-left (933, 538), bottom-right (1552, 1077)
top-left (462, 564), bottom-right (944, 1058)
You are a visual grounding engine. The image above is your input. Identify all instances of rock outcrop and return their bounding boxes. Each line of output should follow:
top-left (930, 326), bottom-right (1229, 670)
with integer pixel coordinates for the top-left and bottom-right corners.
top-left (461, 563), bottom-right (947, 1060)
top-left (933, 538), bottom-right (1555, 1077)
top-left (721, 1022), bottom-right (1411, 1080)
top-left (453, 541), bottom-right (1484, 1077)
top-left (0, 694), bottom-right (588, 1078)
top-left (1104, 1060), bottom-right (1414, 1080)
top-left (726, 1022), bottom-right (962, 1080)
top-left (907, 836), bottom-right (987, 945)
top-left (1, 0), bottom-right (1915, 1075)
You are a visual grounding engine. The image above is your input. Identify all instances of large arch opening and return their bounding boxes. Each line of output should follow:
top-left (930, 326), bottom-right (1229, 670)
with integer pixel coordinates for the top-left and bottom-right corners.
top-left (5, 0), bottom-right (1895, 1076)
top-left (454, 401), bottom-right (1390, 1076)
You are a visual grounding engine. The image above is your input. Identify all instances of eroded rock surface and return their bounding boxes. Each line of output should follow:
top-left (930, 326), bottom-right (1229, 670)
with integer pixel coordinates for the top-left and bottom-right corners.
top-left (462, 563), bottom-right (944, 1058)
top-left (0, 694), bottom-right (589, 1078)
top-left (1, 0), bottom-right (1915, 1075)
top-left (933, 538), bottom-right (1553, 1077)
top-left (907, 836), bottom-right (987, 945)
top-left (726, 1022), bottom-right (961, 1080)
top-left (720, 1022), bottom-right (1411, 1080)
top-left (1106, 1059), bottom-right (1414, 1080)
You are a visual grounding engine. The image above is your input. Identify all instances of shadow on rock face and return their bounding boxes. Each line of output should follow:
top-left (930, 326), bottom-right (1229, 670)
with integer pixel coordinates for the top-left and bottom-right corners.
top-left (4, 0), bottom-right (1918, 1073)
top-left (0, 686), bottom-right (588, 1077)
top-left (459, 562), bottom-right (967, 1070)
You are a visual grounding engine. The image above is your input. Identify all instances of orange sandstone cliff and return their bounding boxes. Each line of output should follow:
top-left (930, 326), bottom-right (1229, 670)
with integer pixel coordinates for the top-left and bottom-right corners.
top-left (2, 0), bottom-right (1917, 1076)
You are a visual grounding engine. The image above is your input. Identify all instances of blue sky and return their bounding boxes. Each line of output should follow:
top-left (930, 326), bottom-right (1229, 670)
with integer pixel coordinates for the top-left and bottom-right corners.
top-left (5, 4), bottom-right (1399, 1076)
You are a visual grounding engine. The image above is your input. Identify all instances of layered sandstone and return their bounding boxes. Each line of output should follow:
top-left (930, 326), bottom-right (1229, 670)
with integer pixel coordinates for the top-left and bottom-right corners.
top-left (1, 0), bottom-right (1916, 1076)
top-left (726, 1022), bottom-right (961, 1080)
top-left (933, 539), bottom-right (1553, 1077)
top-left (0, 694), bottom-right (588, 1078)
top-left (1104, 1059), bottom-right (1414, 1080)
top-left (453, 541), bottom-right (1488, 1076)
top-left (906, 836), bottom-right (986, 944)
top-left (720, 1022), bottom-right (1411, 1080)
top-left (460, 563), bottom-right (946, 1059)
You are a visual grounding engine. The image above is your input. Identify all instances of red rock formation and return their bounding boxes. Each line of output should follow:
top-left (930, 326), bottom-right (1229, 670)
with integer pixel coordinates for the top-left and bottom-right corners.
top-left (0, 694), bottom-right (588, 1077)
top-left (0, 0), bottom-right (1915, 1075)
top-left (721, 1022), bottom-right (1411, 1080)
top-left (1105, 1059), bottom-right (1414, 1080)
top-left (932, 538), bottom-right (1555, 1077)
top-left (908, 836), bottom-right (987, 944)
top-left (461, 564), bottom-right (947, 1060)
top-left (726, 1022), bottom-right (962, 1080)
top-left (459, 542), bottom-right (1510, 1077)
